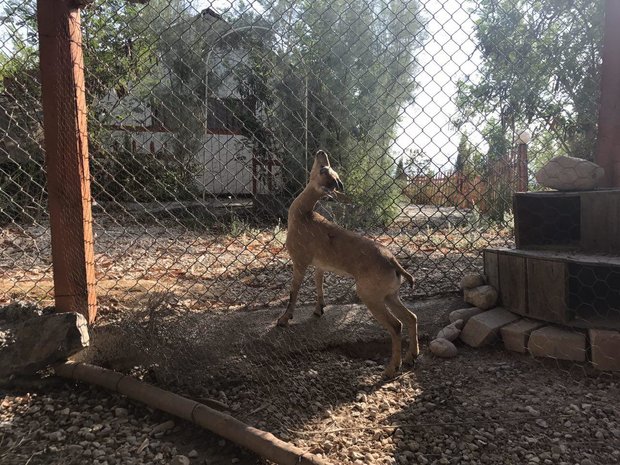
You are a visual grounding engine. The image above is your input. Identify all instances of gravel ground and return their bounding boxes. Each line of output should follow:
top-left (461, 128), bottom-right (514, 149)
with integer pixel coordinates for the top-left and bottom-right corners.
top-left (2, 296), bottom-right (620, 465)
top-left (2, 347), bottom-right (619, 465)
top-left (0, 383), bottom-right (258, 465)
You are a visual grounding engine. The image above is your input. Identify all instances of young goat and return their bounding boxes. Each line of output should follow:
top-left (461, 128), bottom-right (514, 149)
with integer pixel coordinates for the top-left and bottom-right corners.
top-left (277, 150), bottom-right (418, 377)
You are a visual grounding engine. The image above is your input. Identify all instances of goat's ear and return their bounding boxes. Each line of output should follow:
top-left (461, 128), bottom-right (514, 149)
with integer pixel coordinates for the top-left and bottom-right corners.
top-left (315, 150), bottom-right (330, 167)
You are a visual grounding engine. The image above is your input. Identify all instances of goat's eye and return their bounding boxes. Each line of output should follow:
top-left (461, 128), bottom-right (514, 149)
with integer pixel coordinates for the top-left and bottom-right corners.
top-left (319, 167), bottom-right (329, 175)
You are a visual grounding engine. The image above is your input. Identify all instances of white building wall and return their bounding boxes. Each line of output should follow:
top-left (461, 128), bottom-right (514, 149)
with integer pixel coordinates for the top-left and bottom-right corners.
top-left (195, 134), bottom-right (282, 195)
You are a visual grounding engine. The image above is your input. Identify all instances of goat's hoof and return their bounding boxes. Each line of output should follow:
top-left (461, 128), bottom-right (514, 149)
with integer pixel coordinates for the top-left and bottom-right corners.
top-left (313, 304), bottom-right (325, 317)
top-left (382, 368), bottom-right (397, 379)
top-left (276, 314), bottom-right (292, 327)
top-left (382, 363), bottom-right (401, 379)
top-left (403, 351), bottom-right (419, 366)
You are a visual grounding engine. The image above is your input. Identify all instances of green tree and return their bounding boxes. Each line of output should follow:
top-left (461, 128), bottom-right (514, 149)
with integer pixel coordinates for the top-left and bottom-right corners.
top-left (232, 0), bottom-right (426, 226)
top-left (454, 132), bottom-right (475, 176)
top-left (481, 119), bottom-right (512, 222)
top-left (0, 0), bottom-right (196, 210)
top-left (455, 0), bottom-right (603, 161)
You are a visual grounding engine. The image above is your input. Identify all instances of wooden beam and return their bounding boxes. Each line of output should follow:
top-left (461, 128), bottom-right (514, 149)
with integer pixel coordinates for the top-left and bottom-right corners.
top-left (596, 0), bottom-right (620, 187)
top-left (37, 0), bottom-right (97, 323)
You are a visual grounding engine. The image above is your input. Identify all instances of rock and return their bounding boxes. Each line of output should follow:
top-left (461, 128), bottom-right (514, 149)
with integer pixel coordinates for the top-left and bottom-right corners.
top-left (188, 450), bottom-right (198, 458)
top-left (535, 155), bottom-right (604, 191)
top-left (449, 307), bottom-right (484, 324)
top-left (0, 302), bottom-right (44, 323)
top-left (452, 319), bottom-right (465, 330)
top-left (114, 407), bottom-right (128, 417)
top-left (436, 324), bottom-right (461, 342)
top-left (170, 455), bottom-right (190, 465)
top-left (0, 312), bottom-right (89, 380)
top-left (429, 338), bottom-right (458, 358)
top-left (151, 420), bottom-right (175, 435)
top-left (528, 326), bottom-right (586, 362)
top-left (589, 329), bottom-right (620, 371)
top-left (463, 285), bottom-right (498, 310)
top-left (460, 308), bottom-right (520, 348)
top-left (460, 273), bottom-right (485, 290)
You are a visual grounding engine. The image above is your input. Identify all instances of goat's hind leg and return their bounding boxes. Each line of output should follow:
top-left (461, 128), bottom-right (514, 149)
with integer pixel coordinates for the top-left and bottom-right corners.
top-left (386, 293), bottom-right (419, 364)
top-left (314, 268), bottom-right (326, 317)
top-left (359, 289), bottom-right (403, 378)
top-left (277, 263), bottom-right (307, 326)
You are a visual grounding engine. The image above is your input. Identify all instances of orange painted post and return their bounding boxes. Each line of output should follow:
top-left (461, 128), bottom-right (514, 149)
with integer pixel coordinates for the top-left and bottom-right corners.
top-left (37, 0), bottom-right (97, 323)
top-left (596, 0), bottom-right (620, 187)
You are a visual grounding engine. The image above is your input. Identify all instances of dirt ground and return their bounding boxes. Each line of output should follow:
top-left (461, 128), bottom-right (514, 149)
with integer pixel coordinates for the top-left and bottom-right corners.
top-left (2, 205), bottom-right (616, 464)
top-left (0, 205), bottom-right (513, 315)
top-left (2, 296), bottom-right (619, 465)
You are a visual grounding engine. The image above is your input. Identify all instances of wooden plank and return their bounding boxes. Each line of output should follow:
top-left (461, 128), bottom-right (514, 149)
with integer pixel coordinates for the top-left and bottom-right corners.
top-left (37, 0), bottom-right (97, 323)
top-left (485, 247), bottom-right (620, 267)
top-left (498, 253), bottom-right (527, 316)
top-left (513, 191), bottom-right (582, 199)
top-left (512, 194), bottom-right (524, 249)
top-left (581, 191), bottom-right (620, 253)
top-left (596, 0), bottom-right (620, 187)
top-left (527, 259), bottom-right (567, 324)
top-left (483, 249), bottom-right (499, 291)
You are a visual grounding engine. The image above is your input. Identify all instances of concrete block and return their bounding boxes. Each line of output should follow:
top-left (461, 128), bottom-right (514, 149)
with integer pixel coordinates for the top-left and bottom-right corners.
top-left (501, 319), bottom-right (546, 353)
top-left (528, 326), bottom-right (586, 362)
top-left (460, 307), bottom-right (520, 348)
top-left (589, 329), bottom-right (620, 372)
top-left (449, 307), bottom-right (484, 324)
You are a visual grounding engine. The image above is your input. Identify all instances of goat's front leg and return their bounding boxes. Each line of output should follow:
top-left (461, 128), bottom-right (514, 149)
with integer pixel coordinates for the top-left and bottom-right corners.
top-left (314, 268), bottom-right (326, 317)
top-left (277, 263), bottom-right (307, 326)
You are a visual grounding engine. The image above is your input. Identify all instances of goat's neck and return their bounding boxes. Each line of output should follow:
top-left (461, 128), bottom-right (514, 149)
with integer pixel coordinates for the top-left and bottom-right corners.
top-left (290, 185), bottom-right (323, 218)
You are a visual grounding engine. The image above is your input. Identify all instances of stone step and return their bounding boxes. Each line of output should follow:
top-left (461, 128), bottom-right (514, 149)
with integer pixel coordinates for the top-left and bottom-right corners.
top-left (460, 307), bottom-right (520, 348)
top-left (528, 326), bottom-right (587, 362)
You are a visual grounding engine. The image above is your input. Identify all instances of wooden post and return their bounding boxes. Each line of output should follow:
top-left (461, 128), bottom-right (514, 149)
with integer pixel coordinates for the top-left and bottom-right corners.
top-left (37, 0), bottom-right (97, 323)
top-left (596, 0), bottom-right (620, 187)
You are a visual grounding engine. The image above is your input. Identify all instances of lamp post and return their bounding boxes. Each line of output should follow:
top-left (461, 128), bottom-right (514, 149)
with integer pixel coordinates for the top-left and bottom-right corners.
top-left (517, 130), bottom-right (531, 192)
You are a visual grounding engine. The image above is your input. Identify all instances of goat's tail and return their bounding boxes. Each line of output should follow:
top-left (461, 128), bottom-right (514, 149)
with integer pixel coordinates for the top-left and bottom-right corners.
top-left (391, 257), bottom-right (414, 288)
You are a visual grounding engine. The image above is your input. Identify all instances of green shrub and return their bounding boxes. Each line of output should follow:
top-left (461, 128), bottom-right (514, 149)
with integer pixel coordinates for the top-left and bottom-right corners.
top-left (337, 149), bottom-right (402, 229)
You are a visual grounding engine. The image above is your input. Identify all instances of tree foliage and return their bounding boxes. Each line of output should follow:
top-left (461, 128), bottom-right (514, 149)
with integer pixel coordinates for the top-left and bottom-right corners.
top-left (455, 0), bottom-right (603, 161)
top-left (230, 0), bottom-right (426, 225)
top-left (1, 0), bottom-right (425, 225)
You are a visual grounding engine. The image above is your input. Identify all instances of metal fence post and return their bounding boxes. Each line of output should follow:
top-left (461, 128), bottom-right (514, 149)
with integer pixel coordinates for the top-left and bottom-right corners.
top-left (596, 0), bottom-right (620, 188)
top-left (37, 0), bottom-right (97, 323)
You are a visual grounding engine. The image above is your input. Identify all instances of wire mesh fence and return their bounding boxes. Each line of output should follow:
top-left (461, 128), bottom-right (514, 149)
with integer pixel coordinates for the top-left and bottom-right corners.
top-left (2, 0), bottom-right (620, 464)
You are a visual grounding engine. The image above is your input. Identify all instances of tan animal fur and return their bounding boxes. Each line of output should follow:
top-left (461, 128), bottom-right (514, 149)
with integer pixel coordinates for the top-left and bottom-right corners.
top-left (277, 150), bottom-right (419, 377)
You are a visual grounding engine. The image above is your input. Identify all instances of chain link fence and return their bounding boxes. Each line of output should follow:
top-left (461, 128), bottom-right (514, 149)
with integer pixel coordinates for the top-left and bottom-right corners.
top-left (2, 1), bottom-right (620, 464)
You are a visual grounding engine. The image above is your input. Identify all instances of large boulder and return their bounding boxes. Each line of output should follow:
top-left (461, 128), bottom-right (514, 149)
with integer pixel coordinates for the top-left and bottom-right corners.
top-left (0, 311), bottom-right (89, 381)
top-left (535, 155), bottom-right (604, 191)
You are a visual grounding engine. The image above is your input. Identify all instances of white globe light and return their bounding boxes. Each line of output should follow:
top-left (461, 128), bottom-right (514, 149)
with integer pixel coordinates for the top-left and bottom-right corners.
top-left (518, 130), bottom-right (531, 144)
